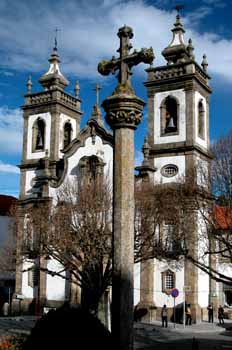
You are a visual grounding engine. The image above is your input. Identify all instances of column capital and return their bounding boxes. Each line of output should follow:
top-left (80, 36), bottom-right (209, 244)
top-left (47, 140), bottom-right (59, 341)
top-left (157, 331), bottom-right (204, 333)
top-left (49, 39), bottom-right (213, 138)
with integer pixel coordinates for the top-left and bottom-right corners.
top-left (102, 94), bottom-right (145, 130)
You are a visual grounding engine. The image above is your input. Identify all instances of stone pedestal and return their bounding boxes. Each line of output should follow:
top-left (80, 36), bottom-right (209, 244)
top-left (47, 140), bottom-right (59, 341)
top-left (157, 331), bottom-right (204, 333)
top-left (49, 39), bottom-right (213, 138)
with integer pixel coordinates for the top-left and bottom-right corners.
top-left (137, 260), bottom-right (156, 323)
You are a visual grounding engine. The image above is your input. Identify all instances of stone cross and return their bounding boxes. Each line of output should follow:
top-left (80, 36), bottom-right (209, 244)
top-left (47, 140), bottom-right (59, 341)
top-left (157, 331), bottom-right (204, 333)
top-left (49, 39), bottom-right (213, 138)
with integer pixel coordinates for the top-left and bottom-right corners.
top-left (98, 25), bottom-right (154, 95)
top-left (93, 83), bottom-right (101, 106)
top-left (98, 26), bottom-right (154, 350)
top-left (54, 28), bottom-right (61, 49)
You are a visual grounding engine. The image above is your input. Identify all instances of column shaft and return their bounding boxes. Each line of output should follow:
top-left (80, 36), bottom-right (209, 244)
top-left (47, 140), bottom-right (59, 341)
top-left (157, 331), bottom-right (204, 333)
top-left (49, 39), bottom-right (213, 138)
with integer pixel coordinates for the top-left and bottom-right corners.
top-left (112, 127), bottom-right (134, 350)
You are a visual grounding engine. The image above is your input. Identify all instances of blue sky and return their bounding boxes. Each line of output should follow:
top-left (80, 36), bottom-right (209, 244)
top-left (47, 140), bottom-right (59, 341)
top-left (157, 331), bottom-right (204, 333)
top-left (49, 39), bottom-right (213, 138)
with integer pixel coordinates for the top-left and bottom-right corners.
top-left (0, 0), bottom-right (232, 197)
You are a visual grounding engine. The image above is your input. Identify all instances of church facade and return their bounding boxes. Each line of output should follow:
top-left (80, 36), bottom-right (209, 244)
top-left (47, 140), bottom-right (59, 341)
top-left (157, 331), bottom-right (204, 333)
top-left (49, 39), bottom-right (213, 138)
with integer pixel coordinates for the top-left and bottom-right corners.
top-left (13, 14), bottom-right (227, 322)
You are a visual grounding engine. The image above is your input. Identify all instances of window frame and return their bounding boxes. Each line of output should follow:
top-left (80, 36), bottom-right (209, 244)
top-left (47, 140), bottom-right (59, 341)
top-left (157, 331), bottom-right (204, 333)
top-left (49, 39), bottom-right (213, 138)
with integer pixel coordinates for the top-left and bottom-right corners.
top-left (160, 96), bottom-right (180, 137)
top-left (161, 269), bottom-right (176, 295)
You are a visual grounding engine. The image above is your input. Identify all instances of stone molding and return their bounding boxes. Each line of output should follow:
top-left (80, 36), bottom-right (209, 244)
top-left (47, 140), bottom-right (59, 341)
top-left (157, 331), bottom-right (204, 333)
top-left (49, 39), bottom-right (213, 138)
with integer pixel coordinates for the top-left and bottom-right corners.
top-left (102, 94), bottom-right (145, 129)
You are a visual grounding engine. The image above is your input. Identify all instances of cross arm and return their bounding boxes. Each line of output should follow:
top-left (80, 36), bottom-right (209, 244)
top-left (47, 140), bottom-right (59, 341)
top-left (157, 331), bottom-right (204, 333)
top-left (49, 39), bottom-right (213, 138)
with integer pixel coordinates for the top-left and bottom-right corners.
top-left (125, 47), bottom-right (154, 68)
top-left (98, 58), bottom-right (120, 76)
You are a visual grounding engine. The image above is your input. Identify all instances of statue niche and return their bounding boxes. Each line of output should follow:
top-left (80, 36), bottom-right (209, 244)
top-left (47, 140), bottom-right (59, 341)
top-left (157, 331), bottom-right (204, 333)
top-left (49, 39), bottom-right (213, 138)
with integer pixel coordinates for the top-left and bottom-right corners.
top-left (63, 122), bottom-right (72, 148)
top-left (198, 99), bottom-right (205, 140)
top-left (32, 118), bottom-right (45, 151)
top-left (160, 96), bottom-right (179, 135)
top-left (77, 155), bottom-right (105, 185)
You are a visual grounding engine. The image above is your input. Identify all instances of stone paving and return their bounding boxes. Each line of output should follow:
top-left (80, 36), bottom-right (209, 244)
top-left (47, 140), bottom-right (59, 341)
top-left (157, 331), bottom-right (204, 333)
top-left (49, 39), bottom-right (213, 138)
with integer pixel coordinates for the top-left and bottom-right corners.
top-left (134, 320), bottom-right (232, 350)
top-left (0, 316), bottom-right (231, 349)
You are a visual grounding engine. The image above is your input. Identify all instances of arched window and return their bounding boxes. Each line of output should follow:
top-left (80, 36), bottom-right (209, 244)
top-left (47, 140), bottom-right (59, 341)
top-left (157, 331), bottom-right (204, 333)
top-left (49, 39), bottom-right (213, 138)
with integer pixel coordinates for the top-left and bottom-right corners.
top-left (198, 100), bottom-right (205, 139)
top-left (63, 122), bottom-right (72, 148)
top-left (160, 96), bottom-right (179, 135)
top-left (32, 118), bottom-right (45, 151)
top-left (162, 269), bottom-right (175, 294)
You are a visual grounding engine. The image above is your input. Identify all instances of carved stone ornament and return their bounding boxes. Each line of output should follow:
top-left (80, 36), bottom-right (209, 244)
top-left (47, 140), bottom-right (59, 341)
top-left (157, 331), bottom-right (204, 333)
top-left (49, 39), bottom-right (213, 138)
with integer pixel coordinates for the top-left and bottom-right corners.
top-left (102, 94), bottom-right (145, 129)
top-left (107, 109), bottom-right (142, 128)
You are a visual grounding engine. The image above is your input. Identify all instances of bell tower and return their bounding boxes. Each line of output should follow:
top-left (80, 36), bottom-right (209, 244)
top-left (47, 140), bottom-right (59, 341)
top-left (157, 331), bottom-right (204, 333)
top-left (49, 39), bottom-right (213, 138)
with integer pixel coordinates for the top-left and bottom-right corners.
top-left (143, 13), bottom-right (213, 322)
top-left (20, 43), bottom-right (82, 199)
top-left (145, 12), bottom-right (211, 186)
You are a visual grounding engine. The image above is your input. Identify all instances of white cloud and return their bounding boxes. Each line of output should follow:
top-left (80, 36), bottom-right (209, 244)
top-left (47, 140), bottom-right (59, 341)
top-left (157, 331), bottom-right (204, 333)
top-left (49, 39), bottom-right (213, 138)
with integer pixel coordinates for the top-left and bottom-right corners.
top-left (0, 161), bottom-right (20, 174)
top-left (0, 0), bottom-right (231, 83)
top-left (0, 107), bottom-right (23, 155)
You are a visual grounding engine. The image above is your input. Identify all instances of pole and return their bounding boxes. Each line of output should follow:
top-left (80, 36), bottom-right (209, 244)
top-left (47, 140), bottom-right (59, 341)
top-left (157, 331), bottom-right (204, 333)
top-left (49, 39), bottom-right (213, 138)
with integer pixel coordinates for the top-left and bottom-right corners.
top-left (183, 287), bottom-right (185, 328)
top-left (174, 297), bottom-right (176, 328)
top-left (8, 287), bottom-right (11, 316)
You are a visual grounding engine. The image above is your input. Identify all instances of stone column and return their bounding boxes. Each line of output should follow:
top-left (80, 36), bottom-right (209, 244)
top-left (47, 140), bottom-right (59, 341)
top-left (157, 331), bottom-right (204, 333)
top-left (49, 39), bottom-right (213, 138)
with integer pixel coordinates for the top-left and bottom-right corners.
top-left (102, 94), bottom-right (145, 350)
top-left (135, 142), bottom-right (156, 322)
top-left (184, 207), bottom-right (201, 323)
top-left (99, 24), bottom-right (154, 349)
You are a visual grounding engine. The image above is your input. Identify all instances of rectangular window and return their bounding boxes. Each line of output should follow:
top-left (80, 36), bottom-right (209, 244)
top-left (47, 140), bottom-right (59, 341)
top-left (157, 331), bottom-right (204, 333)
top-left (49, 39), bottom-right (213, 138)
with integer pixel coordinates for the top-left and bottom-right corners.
top-left (165, 272), bottom-right (174, 289)
top-left (162, 269), bottom-right (176, 294)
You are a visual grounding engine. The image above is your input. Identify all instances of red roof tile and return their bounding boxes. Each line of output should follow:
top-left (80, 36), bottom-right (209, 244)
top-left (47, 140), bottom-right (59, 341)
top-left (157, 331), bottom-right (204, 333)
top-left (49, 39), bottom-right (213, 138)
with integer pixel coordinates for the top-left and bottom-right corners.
top-left (214, 205), bottom-right (232, 230)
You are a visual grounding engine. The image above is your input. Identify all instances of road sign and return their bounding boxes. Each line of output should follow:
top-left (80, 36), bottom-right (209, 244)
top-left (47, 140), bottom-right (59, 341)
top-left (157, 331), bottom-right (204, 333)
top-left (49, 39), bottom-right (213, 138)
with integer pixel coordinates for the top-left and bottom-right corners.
top-left (171, 288), bottom-right (179, 298)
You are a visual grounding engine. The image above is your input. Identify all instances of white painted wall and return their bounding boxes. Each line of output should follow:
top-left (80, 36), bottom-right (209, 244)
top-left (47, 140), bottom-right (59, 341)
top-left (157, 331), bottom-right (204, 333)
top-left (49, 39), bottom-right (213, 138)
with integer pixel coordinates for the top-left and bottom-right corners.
top-left (21, 260), bottom-right (34, 299)
top-left (25, 169), bottom-right (44, 195)
top-left (153, 89), bottom-right (186, 144)
top-left (196, 157), bottom-right (209, 187)
top-left (154, 155), bottom-right (185, 184)
top-left (197, 210), bottom-right (210, 306)
top-left (49, 135), bottom-right (113, 198)
top-left (195, 91), bottom-right (207, 149)
top-left (59, 114), bottom-right (77, 156)
top-left (154, 260), bottom-right (185, 308)
top-left (27, 113), bottom-right (51, 159)
top-left (134, 263), bottom-right (140, 305)
top-left (46, 259), bottom-right (66, 301)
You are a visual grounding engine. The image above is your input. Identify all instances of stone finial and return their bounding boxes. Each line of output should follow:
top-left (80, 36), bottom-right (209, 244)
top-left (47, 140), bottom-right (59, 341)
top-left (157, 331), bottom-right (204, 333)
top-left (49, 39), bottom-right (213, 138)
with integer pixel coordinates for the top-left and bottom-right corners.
top-left (142, 136), bottom-right (150, 164)
top-left (39, 41), bottom-right (69, 90)
top-left (162, 13), bottom-right (189, 64)
top-left (187, 38), bottom-right (195, 59)
top-left (26, 75), bottom-right (32, 93)
top-left (201, 54), bottom-right (208, 72)
top-left (91, 84), bottom-right (103, 123)
top-left (74, 80), bottom-right (80, 97)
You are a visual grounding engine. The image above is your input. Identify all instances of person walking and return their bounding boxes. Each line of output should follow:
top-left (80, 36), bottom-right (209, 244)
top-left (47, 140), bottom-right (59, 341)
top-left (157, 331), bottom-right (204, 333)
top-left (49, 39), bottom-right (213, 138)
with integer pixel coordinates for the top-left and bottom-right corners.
top-left (2, 302), bottom-right (9, 316)
top-left (161, 304), bottom-right (168, 327)
top-left (207, 304), bottom-right (214, 323)
top-left (185, 304), bottom-right (192, 325)
top-left (218, 305), bottom-right (224, 325)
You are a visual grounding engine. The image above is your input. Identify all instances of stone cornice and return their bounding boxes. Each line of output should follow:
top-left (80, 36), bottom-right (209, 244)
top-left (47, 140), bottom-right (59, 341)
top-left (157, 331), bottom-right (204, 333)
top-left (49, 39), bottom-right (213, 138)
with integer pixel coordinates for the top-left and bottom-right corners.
top-left (22, 89), bottom-right (82, 116)
top-left (145, 61), bottom-right (211, 94)
top-left (150, 142), bottom-right (213, 159)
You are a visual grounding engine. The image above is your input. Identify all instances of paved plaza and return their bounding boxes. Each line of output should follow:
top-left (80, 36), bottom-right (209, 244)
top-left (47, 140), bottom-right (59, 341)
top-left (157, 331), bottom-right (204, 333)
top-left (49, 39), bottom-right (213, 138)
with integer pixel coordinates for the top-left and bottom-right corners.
top-left (0, 316), bottom-right (231, 349)
top-left (134, 320), bottom-right (232, 350)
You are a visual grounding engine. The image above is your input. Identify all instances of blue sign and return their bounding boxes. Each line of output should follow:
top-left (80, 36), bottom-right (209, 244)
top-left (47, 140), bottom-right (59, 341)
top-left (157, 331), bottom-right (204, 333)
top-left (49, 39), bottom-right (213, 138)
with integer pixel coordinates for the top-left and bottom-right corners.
top-left (171, 288), bottom-right (179, 298)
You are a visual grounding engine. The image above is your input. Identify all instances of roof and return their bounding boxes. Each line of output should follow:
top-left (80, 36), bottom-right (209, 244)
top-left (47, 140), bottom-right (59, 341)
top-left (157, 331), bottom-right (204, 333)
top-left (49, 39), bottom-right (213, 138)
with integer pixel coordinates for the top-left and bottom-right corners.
top-left (214, 205), bottom-right (232, 230)
top-left (0, 195), bottom-right (17, 216)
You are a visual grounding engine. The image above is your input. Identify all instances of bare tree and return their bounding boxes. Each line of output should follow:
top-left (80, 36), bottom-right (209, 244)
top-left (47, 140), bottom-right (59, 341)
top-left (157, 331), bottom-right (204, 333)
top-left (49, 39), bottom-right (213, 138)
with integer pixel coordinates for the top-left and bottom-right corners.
top-left (185, 131), bottom-right (232, 285)
top-left (17, 177), bottom-right (112, 315)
